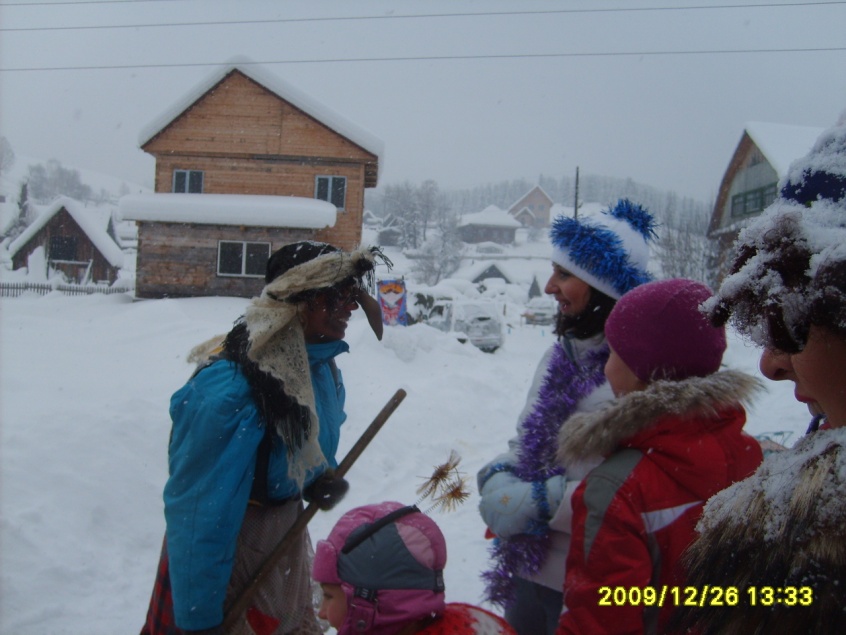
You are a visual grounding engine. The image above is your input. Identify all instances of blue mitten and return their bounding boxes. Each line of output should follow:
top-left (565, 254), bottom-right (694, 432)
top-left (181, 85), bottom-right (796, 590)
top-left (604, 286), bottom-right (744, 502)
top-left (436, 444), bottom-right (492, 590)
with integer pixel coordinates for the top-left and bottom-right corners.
top-left (478, 470), bottom-right (538, 538)
top-left (479, 471), bottom-right (569, 538)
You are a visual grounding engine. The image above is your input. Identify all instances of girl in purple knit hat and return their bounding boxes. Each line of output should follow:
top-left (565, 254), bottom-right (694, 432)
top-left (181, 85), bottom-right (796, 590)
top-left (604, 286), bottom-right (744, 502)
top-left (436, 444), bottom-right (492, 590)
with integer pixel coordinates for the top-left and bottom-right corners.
top-left (312, 501), bottom-right (515, 635)
top-left (554, 278), bottom-right (763, 634)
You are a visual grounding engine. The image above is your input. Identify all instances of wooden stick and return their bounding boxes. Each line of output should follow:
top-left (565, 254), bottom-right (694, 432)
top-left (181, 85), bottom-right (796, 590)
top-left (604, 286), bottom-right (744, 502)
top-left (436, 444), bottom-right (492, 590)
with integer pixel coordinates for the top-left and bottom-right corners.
top-left (223, 388), bottom-right (407, 631)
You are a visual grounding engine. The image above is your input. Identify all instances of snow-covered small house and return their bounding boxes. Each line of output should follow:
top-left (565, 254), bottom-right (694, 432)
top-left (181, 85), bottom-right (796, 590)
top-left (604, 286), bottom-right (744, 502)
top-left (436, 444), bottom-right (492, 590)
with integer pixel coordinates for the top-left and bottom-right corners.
top-left (125, 57), bottom-right (383, 299)
top-left (458, 205), bottom-right (521, 245)
top-left (508, 185), bottom-right (554, 227)
top-left (709, 121), bottom-right (823, 278)
top-left (8, 196), bottom-right (124, 284)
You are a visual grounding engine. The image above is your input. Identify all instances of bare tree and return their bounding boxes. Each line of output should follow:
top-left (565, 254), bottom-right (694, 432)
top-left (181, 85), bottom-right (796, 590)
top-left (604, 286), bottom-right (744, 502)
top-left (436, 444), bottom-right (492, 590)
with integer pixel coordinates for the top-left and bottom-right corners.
top-left (411, 196), bottom-right (464, 285)
top-left (416, 179), bottom-right (440, 243)
top-left (27, 159), bottom-right (93, 202)
top-left (382, 181), bottom-right (420, 249)
top-left (654, 202), bottom-right (718, 286)
top-left (0, 136), bottom-right (15, 178)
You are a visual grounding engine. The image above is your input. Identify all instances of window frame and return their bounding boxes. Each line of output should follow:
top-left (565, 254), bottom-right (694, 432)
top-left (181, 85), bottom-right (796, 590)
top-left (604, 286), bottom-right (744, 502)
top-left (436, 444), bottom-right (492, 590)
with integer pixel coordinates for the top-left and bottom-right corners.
top-left (172, 169), bottom-right (205, 193)
top-left (314, 175), bottom-right (347, 210)
top-left (216, 240), bottom-right (271, 278)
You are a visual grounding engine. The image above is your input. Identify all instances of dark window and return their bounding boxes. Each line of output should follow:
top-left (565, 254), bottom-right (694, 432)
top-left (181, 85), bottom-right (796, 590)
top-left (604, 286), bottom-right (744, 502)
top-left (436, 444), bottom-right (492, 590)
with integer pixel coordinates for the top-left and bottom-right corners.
top-left (315, 176), bottom-right (346, 210)
top-left (50, 235), bottom-right (78, 261)
top-left (173, 170), bottom-right (204, 193)
top-left (730, 182), bottom-right (778, 219)
top-left (217, 241), bottom-right (270, 277)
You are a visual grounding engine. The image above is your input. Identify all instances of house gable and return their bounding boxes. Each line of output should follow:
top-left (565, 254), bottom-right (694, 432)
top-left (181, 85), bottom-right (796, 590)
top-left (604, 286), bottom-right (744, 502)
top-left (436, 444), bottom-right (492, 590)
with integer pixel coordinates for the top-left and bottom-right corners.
top-left (9, 197), bottom-right (123, 284)
top-left (142, 69), bottom-right (378, 185)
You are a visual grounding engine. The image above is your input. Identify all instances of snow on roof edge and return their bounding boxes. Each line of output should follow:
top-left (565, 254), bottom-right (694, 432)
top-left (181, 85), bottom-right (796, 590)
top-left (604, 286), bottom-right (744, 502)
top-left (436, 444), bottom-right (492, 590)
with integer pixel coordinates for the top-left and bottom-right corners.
top-left (137, 57), bottom-right (384, 167)
top-left (745, 121), bottom-right (825, 176)
top-left (119, 193), bottom-right (337, 230)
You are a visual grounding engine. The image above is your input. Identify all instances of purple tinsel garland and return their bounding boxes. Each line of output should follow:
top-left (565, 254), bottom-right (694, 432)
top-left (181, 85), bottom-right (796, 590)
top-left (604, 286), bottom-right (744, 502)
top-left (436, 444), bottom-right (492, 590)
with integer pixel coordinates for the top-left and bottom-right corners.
top-left (482, 340), bottom-right (609, 608)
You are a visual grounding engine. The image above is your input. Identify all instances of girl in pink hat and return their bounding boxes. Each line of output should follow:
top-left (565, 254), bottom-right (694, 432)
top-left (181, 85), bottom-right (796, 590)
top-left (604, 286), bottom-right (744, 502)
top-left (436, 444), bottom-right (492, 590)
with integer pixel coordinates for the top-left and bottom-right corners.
top-left (313, 501), bottom-right (516, 635)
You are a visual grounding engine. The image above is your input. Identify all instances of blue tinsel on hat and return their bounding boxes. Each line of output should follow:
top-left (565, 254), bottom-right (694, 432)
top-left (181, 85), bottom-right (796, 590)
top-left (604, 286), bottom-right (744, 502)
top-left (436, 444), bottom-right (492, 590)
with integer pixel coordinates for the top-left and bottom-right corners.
top-left (549, 198), bottom-right (658, 299)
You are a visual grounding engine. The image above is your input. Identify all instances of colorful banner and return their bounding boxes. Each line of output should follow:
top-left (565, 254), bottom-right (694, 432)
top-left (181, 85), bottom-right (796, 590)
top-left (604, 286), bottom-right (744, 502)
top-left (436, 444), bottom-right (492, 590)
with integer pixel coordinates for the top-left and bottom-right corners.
top-left (378, 279), bottom-right (408, 326)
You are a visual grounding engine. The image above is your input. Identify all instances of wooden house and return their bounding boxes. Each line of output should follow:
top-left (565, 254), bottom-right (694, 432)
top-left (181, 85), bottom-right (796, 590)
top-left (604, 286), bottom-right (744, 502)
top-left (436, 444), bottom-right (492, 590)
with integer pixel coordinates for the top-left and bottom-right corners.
top-left (508, 185), bottom-right (554, 227)
top-left (123, 58), bottom-right (383, 299)
top-left (458, 205), bottom-right (521, 244)
top-left (8, 196), bottom-right (124, 284)
top-left (709, 121), bottom-right (821, 280)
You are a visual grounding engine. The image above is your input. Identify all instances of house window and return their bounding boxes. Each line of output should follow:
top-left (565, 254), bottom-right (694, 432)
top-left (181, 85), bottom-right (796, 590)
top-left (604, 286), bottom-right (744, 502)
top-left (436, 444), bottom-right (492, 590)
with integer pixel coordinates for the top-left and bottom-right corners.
top-left (315, 175), bottom-right (346, 210)
top-left (50, 235), bottom-right (78, 261)
top-left (730, 182), bottom-right (778, 218)
top-left (173, 170), bottom-right (204, 193)
top-left (217, 241), bottom-right (270, 277)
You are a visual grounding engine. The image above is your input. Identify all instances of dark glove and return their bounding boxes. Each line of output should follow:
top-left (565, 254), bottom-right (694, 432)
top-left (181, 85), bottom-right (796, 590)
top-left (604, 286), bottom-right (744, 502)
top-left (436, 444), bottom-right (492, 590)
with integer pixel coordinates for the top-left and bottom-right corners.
top-left (304, 469), bottom-right (349, 510)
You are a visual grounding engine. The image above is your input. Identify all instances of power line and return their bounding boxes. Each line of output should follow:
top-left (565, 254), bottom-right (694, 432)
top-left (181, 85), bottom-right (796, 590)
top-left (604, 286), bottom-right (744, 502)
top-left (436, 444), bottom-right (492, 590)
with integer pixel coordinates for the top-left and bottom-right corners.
top-left (2, 2), bottom-right (845, 32)
top-left (2, 46), bottom-right (844, 73)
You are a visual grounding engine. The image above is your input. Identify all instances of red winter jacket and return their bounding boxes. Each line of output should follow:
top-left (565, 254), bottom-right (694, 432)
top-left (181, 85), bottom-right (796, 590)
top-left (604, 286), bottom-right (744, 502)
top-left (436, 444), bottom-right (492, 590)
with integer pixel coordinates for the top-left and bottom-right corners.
top-left (419, 603), bottom-right (516, 634)
top-left (554, 370), bottom-right (764, 635)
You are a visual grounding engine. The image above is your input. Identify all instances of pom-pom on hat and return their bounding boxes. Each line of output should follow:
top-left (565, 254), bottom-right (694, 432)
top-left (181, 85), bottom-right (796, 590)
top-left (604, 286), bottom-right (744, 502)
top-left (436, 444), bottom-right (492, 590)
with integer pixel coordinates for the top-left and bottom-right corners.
top-left (605, 278), bottom-right (726, 383)
top-left (313, 501), bottom-right (446, 635)
top-left (549, 198), bottom-right (657, 300)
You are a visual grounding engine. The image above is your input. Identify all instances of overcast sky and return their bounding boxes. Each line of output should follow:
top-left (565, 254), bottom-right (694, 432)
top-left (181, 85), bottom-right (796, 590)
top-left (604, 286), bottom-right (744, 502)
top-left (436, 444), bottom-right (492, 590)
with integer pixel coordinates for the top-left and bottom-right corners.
top-left (1, 0), bottom-right (844, 203)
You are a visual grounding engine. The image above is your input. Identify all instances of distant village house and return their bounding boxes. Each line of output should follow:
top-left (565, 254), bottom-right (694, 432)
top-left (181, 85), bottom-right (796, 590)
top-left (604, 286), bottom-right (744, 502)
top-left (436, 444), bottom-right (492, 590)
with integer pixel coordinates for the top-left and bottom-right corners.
top-left (8, 196), bottom-right (124, 284)
top-left (458, 205), bottom-right (521, 244)
top-left (507, 185), bottom-right (553, 227)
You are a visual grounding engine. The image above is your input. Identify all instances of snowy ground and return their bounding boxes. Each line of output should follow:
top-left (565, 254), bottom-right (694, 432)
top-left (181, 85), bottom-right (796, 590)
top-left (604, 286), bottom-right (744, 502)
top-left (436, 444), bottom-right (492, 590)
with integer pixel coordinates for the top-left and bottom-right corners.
top-left (0, 287), bottom-right (810, 633)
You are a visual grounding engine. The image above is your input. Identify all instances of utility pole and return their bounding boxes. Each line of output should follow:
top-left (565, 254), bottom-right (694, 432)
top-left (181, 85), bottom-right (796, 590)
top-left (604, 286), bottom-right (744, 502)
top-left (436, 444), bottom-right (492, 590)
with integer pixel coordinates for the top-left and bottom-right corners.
top-left (574, 166), bottom-right (580, 219)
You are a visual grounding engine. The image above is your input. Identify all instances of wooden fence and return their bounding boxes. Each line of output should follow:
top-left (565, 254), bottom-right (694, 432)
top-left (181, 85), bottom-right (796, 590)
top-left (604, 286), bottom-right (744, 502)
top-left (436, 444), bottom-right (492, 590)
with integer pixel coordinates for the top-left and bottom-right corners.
top-left (0, 282), bottom-right (133, 298)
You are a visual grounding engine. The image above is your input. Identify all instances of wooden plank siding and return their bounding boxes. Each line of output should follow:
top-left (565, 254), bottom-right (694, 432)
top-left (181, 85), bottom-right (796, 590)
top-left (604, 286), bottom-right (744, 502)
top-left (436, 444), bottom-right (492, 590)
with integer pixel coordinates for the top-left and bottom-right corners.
top-left (134, 221), bottom-right (315, 298)
top-left (11, 207), bottom-right (119, 284)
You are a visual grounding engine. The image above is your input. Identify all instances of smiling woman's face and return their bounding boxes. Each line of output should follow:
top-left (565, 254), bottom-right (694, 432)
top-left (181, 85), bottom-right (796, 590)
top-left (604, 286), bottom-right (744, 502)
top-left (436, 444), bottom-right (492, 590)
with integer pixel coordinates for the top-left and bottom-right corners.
top-left (759, 325), bottom-right (846, 428)
top-left (544, 264), bottom-right (592, 317)
top-left (300, 284), bottom-right (359, 344)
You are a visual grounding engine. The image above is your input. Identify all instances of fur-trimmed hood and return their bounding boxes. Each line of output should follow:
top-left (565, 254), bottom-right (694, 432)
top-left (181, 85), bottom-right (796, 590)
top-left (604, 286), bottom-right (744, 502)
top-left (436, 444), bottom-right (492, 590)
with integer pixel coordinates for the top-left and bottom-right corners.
top-left (557, 369), bottom-right (763, 466)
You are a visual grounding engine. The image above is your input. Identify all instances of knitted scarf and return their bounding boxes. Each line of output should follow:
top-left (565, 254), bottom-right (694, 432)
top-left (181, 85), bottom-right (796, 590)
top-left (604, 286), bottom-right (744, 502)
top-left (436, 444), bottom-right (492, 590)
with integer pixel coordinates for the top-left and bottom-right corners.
top-left (482, 339), bottom-right (609, 609)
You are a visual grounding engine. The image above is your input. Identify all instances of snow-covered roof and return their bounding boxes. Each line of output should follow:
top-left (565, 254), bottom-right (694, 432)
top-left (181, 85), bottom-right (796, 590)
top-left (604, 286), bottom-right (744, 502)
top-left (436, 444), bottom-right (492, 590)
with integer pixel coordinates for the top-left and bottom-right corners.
top-left (509, 184), bottom-right (554, 210)
top-left (138, 56), bottom-right (384, 170)
top-left (119, 193), bottom-right (337, 229)
top-left (8, 196), bottom-right (124, 268)
top-left (459, 205), bottom-right (522, 228)
top-left (455, 259), bottom-right (516, 283)
top-left (745, 121), bottom-right (824, 176)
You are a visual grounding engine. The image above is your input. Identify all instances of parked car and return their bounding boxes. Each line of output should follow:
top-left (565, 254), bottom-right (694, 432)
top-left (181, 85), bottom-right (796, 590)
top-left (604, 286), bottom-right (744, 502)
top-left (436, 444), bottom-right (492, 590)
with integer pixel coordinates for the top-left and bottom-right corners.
top-left (426, 299), bottom-right (504, 352)
top-left (523, 296), bottom-right (557, 325)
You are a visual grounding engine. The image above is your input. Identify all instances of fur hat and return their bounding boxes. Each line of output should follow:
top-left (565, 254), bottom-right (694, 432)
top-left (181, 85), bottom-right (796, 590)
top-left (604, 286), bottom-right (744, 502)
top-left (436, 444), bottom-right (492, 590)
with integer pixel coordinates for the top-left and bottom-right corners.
top-left (549, 198), bottom-right (657, 300)
top-left (313, 502), bottom-right (446, 635)
top-left (606, 278), bottom-right (726, 382)
top-left (705, 110), bottom-right (846, 351)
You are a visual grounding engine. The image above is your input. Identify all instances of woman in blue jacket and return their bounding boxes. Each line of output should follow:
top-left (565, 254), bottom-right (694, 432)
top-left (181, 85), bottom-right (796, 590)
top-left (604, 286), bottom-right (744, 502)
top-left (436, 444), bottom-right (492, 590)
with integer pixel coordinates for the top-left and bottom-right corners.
top-left (141, 241), bottom-right (389, 635)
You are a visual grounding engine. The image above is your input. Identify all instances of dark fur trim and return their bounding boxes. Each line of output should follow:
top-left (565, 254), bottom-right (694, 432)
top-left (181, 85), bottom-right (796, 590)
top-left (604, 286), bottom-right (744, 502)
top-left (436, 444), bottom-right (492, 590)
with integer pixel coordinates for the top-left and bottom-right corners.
top-left (557, 370), bottom-right (763, 464)
top-left (673, 433), bottom-right (846, 635)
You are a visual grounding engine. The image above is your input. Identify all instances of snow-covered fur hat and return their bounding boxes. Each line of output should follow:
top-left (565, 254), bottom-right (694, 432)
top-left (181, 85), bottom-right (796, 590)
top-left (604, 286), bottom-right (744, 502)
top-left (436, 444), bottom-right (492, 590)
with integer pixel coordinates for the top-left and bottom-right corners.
top-left (313, 502), bottom-right (446, 635)
top-left (676, 427), bottom-right (846, 635)
top-left (549, 198), bottom-right (657, 300)
top-left (706, 111), bottom-right (846, 352)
